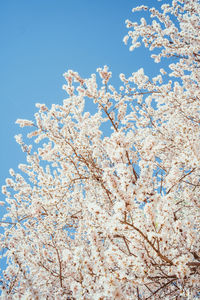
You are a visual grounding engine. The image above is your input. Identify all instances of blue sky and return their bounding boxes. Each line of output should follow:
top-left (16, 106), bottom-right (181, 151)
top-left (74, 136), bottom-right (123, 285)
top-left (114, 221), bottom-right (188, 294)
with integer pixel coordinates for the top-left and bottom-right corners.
top-left (0, 0), bottom-right (168, 275)
top-left (0, 0), bottom-right (166, 192)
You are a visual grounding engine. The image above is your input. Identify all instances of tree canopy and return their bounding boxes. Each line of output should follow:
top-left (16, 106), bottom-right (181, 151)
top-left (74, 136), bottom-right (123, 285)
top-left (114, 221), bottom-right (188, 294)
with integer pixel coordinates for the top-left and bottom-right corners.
top-left (1, 0), bottom-right (200, 299)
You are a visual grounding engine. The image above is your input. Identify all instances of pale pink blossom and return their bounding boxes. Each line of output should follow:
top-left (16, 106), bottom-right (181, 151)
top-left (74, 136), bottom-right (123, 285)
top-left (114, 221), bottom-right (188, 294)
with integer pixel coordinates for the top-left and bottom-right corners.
top-left (1, 1), bottom-right (200, 299)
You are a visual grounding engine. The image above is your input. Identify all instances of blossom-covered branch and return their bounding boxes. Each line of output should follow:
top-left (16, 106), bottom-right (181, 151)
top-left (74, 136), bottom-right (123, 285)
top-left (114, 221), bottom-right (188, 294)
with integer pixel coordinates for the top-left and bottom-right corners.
top-left (0, 1), bottom-right (199, 299)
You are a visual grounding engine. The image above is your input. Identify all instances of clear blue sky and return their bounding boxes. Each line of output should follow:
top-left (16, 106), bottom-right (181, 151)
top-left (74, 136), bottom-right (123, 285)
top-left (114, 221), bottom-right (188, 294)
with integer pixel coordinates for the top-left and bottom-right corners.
top-left (0, 0), bottom-right (167, 274)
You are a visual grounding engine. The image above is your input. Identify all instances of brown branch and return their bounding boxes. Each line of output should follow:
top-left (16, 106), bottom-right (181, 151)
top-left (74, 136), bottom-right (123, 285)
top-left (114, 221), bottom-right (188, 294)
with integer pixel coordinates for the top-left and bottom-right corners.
top-left (8, 271), bottom-right (19, 294)
top-left (121, 220), bottom-right (173, 265)
top-left (182, 180), bottom-right (200, 187)
top-left (113, 234), bottom-right (136, 257)
top-left (38, 261), bottom-right (60, 278)
top-left (55, 246), bottom-right (63, 288)
top-left (187, 262), bottom-right (200, 267)
top-left (125, 151), bottom-right (138, 182)
top-left (70, 210), bottom-right (82, 219)
top-left (99, 102), bottom-right (118, 131)
top-left (166, 168), bottom-right (196, 194)
top-left (137, 287), bottom-right (141, 299)
top-left (50, 234), bottom-right (63, 288)
top-left (146, 278), bottom-right (176, 299)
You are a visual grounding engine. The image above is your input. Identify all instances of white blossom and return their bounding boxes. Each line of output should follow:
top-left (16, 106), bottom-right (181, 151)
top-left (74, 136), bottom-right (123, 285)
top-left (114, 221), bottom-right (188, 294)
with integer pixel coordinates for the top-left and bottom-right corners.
top-left (0, 1), bottom-right (200, 299)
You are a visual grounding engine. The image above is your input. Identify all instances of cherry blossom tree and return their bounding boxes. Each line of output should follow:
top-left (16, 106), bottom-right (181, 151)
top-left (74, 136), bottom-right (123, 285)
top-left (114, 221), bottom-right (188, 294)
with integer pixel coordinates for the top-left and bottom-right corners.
top-left (1, 0), bottom-right (200, 299)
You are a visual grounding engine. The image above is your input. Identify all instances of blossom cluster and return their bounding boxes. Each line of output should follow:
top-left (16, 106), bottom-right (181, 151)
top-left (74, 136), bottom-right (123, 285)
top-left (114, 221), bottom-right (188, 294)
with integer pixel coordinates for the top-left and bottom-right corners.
top-left (0, 1), bottom-right (200, 299)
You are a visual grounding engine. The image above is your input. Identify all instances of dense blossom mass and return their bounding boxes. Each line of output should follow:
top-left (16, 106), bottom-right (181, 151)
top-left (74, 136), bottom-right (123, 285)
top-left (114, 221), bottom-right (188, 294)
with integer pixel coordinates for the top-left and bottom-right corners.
top-left (1, 0), bottom-right (200, 299)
